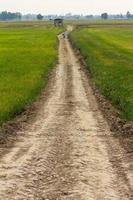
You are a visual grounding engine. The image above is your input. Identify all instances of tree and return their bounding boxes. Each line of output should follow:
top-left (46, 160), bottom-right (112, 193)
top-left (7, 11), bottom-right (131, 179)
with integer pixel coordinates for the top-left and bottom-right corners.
top-left (101, 13), bottom-right (108, 20)
top-left (37, 14), bottom-right (43, 20)
top-left (86, 15), bottom-right (93, 19)
top-left (0, 11), bottom-right (21, 21)
top-left (126, 11), bottom-right (131, 19)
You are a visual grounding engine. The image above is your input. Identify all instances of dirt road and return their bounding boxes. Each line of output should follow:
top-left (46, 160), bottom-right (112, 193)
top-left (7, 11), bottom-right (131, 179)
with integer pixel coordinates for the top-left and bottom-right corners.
top-left (0, 32), bottom-right (132, 200)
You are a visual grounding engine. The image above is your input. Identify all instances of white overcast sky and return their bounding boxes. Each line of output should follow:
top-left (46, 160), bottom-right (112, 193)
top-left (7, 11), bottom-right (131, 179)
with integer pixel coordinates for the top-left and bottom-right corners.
top-left (0, 0), bottom-right (133, 14)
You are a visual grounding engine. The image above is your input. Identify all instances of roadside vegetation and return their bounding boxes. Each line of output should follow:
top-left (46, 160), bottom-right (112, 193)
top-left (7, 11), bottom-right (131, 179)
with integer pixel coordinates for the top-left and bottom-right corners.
top-left (70, 27), bottom-right (133, 121)
top-left (0, 24), bottom-right (62, 124)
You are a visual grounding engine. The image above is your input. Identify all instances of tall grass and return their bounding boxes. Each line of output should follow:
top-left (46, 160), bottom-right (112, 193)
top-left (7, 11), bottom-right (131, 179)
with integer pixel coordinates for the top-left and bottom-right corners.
top-left (70, 28), bottom-right (133, 121)
top-left (0, 26), bottom-right (61, 124)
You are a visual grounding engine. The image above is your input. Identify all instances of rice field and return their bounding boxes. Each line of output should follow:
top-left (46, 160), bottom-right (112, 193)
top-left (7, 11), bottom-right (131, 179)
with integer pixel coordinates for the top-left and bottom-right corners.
top-left (0, 23), bottom-right (62, 124)
top-left (70, 27), bottom-right (133, 120)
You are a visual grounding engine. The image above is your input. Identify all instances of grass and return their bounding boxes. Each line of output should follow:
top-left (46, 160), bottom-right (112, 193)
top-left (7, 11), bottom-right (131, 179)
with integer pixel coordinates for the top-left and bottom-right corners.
top-left (0, 21), bottom-right (53, 29)
top-left (70, 27), bottom-right (133, 121)
top-left (0, 23), bottom-right (62, 125)
top-left (66, 20), bottom-right (133, 27)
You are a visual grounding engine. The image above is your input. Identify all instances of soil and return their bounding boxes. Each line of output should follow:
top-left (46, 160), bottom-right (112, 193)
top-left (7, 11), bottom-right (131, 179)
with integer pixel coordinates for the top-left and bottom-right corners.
top-left (0, 31), bottom-right (132, 200)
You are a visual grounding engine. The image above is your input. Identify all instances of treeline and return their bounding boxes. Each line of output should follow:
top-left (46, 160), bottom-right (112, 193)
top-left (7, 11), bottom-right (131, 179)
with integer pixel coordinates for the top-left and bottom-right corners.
top-left (0, 11), bottom-right (21, 21)
top-left (43, 11), bottom-right (133, 21)
top-left (101, 11), bottom-right (133, 20)
top-left (1, 10), bottom-right (133, 21)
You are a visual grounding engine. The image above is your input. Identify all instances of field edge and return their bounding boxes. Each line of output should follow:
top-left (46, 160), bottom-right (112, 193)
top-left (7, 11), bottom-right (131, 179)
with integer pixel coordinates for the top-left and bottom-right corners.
top-left (68, 33), bottom-right (133, 135)
top-left (0, 63), bottom-right (58, 147)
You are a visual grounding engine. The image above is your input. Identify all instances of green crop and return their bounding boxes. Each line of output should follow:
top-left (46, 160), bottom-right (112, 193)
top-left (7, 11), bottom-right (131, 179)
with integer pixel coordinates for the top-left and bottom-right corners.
top-left (70, 27), bottom-right (133, 120)
top-left (0, 24), bottom-right (62, 124)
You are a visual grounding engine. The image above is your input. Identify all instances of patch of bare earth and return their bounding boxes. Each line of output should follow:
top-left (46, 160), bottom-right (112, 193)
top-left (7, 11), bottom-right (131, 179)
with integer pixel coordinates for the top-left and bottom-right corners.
top-left (0, 32), bottom-right (132, 200)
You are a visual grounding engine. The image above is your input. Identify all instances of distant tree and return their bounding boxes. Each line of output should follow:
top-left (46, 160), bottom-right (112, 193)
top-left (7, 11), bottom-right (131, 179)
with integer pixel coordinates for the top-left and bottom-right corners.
top-left (0, 11), bottom-right (21, 21)
top-left (126, 11), bottom-right (132, 19)
top-left (16, 12), bottom-right (22, 20)
top-left (101, 13), bottom-right (108, 20)
top-left (120, 14), bottom-right (124, 19)
top-left (37, 14), bottom-right (43, 20)
top-left (86, 15), bottom-right (93, 19)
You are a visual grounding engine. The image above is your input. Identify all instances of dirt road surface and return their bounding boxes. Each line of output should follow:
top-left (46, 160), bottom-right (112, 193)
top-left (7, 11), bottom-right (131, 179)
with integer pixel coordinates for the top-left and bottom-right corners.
top-left (0, 32), bottom-right (132, 200)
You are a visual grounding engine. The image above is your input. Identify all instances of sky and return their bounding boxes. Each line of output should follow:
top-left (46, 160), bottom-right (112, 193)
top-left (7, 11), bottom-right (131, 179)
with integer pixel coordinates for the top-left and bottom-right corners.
top-left (0, 0), bottom-right (133, 15)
